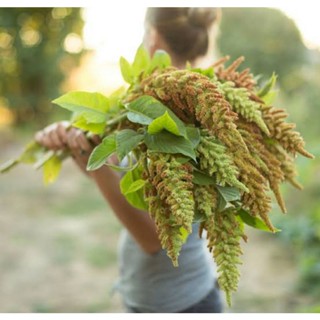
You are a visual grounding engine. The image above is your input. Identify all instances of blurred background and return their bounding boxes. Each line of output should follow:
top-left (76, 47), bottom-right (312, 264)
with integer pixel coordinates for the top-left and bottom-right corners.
top-left (0, 7), bottom-right (319, 313)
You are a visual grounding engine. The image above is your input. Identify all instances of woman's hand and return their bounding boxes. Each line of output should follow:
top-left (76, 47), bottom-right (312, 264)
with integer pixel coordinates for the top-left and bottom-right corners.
top-left (35, 121), bottom-right (70, 151)
top-left (35, 121), bottom-right (101, 175)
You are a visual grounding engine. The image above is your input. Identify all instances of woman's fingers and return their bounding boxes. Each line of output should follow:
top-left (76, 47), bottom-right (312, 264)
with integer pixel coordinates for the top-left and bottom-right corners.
top-left (56, 122), bottom-right (69, 145)
top-left (34, 121), bottom-right (70, 150)
top-left (35, 130), bottom-right (45, 145)
top-left (67, 128), bottom-right (92, 155)
top-left (35, 122), bottom-right (99, 175)
top-left (76, 130), bottom-right (93, 152)
top-left (35, 121), bottom-right (97, 162)
top-left (47, 128), bottom-right (65, 150)
top-left (66, 128), bottom-right (94, 172)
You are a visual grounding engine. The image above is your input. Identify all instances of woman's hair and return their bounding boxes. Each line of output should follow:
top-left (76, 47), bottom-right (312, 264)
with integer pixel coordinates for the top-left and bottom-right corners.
top-left (145, 7), bottom-right (221, 62)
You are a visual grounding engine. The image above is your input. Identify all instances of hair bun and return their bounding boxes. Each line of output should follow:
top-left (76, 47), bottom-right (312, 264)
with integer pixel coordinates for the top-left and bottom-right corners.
top-left (188, 7), bottom-right (219, 28)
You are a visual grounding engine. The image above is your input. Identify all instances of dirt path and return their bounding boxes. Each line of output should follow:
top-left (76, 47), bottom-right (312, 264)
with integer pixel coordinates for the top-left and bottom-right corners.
top-left (0, 135), bottom-right (308, 312)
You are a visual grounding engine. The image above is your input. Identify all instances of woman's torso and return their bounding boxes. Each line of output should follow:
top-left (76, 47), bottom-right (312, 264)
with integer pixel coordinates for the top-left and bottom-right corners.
top-left (116, 223), bottom-right (217, 313)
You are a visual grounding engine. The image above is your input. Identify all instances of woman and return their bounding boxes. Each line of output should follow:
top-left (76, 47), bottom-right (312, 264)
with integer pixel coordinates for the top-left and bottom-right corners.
top-left (35, 7), bottom-right (223, 313)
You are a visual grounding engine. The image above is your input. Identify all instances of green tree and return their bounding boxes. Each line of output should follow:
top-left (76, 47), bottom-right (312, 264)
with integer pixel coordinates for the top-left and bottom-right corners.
top-left (0, 8), bottom-right (85, 126)
top-left (217, 8), bottom-right (307, 85)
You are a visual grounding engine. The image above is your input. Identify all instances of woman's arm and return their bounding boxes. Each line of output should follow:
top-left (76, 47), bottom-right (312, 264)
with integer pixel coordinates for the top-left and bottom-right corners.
top-left (35, 122), bottom-right (162, 254)
top-left (90, 165), bottom-right (162, 254)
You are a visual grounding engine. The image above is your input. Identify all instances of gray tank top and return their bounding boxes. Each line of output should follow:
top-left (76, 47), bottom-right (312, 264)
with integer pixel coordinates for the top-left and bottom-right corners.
top-left (115, 223), bottom-right (217, 312)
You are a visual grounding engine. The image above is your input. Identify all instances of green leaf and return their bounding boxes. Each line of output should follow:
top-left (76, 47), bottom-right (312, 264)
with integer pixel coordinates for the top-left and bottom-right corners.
top-left (258, 73), bottom-right (278, 105)
top-left (19, 141), bottom-right (46, 164)
top-left (126, 95), bottom-right (167, 121)
top-left (74, 110), bottom-right (106, 124)
top-left (127, 112), bottom-right (153, 125)
top-left (123, 179), bottom-right (146, 195)
top-left (148, 111), bottom-right (182, 136)
top-left (261, 90), bottom-right (278, 105)
top-left (53, 92), bottom-right (109, 133)
top-left (190, 66), bottom-right (214, 78)
top-left (144, 131), bottom-right (197, 161)
top-left (43, 154), bottom-right (62, 185)
top-left (120, 165), bottom-right (148, 211)
top-left (72, 116), bottom-right (106, 134)
top-left (127, 95), bottom-right (188, 137)
top-left (147, 50), bottom-right (171, 74)
top-left (186, 126), bottom-right (201, 148)
top-left (87, 134), bottom-right (116, 171)
top-left (109, 86), bottom-right (126, 112)
top-left (132, 44), bottom-right (151, 77)
top-left (119, 57), bottom-right (134, 84)
top-left (175, 156), bottom-right (190, 164)
top-left (216, 185), bottom-right (240, 212)
top-left (258, 72), bottom-right (277, 98)
top-left (193, 171), bottom-right (216, 185)
top-left (218, 195), bottom-right (228, 212)
top-left (216, 185), bottom-right (241, 202)
top-left (193, 209), bottom-right (207, 223)
top-left (116, 129), bottom-right (144, 161)
top-left (53, 91), bottom-right (110, 114)
top-left (237, 209), bottom-right (281, 233)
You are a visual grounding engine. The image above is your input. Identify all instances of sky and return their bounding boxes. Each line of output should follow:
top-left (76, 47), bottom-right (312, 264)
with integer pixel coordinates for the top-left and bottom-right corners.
top-left (82, 5), bottom-right (320, 64)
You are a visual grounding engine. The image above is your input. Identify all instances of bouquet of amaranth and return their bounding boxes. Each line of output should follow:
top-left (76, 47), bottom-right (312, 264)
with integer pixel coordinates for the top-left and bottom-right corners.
top-left (1, 46), bottom-right (314, 305)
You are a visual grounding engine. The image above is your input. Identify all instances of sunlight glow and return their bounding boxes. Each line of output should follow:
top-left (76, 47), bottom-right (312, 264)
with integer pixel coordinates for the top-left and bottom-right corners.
top-left (64, 33), bottom-right (84, 54)
top-left (277, 5), bottom-right (320, 49)
top-left (82, 7), bottom-right (146, 63)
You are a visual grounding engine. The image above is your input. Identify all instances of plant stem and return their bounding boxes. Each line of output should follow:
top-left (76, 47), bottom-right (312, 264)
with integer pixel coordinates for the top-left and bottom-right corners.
top-left (106, 112), bottom-right (128, 127)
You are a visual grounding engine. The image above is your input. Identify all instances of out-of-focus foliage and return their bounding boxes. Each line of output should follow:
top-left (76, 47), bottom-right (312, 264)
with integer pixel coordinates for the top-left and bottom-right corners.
top-left (278, 159), bottom-right (320, 290)
top-left (0, 8), bottom-right (85, 126)
top-left (273, 59), bottom-right (320, 309)
top-left (281, 53), bottom-right (320, 141)
top-left (218, 7), bottom-right (320, 309)
top-left (218, 8), bottom-right (306, 85)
